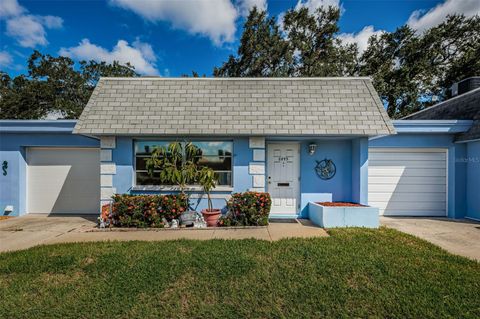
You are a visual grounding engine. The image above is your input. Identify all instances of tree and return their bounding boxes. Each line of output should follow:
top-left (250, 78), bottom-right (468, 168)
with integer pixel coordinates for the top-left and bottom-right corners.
top-left (282, 6), bottom-right (358, 76)
top-left (0, 51), bottom-right (137, 119)
top-left (359, 25), bottom-right (426, 117)
top-left (0, 72), bottom-right (51, 119)
top-left (214, 6), bottom-right (357, 77)
top-left (421, 15), bottom-right (480, 98)
top-left (214, 7), bottom-right (293, 77)
top-left (360, 15), bottom-right (480, 118)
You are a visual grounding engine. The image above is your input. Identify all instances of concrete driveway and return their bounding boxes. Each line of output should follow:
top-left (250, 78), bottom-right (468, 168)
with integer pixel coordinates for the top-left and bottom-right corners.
top-left (382, 217), bottom-right (480, 261)
top-left (0, 215), bottom-right (327, 253)
top-left (0, 215), bottom-right (96, 252)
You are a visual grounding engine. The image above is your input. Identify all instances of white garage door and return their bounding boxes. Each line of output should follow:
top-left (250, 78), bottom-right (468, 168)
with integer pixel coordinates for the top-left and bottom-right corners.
top-left (27, 148), bottom-right (100, 214)
top-left (368, 148), bottom-right (447, 216)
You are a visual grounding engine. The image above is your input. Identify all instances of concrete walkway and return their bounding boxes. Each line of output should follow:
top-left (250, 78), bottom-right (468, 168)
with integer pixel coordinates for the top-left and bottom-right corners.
top-left (382, 217), bottom-right (480, 261)
top-left (0, 215), bottom-right (328, 253)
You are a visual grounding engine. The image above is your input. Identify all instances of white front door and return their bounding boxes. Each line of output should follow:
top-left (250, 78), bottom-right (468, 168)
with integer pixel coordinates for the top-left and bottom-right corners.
top-left (267, 143), bottom-right (300, 215)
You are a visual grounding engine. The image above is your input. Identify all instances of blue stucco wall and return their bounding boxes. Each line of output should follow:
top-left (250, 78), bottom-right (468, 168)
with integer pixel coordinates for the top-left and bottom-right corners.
top-left (296, 138), bottom-right (366, 217)
top-left (0, 150), bottom-right (25, 216)
top-left (466, 141), bottom-right (480, 220)
top-left (0, 124), bottom-right (99, 216)
top-left (300, 140), bottom-right (352, 202)
top-left (369, 133), bottom-right (468, 219)
top-left (351, 138), bottom-right (369, 205)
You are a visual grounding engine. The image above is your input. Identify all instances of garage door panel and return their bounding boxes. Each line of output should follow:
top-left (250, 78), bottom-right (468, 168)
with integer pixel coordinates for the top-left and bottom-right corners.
top-left (369, 192), bottom-right (446, 202)
top-left (369, 183), bottom-right (446, 193)
top-left (369, 152), bottom-right (446, 161)
top-left (370, 201), bottom-right (446, 211)
top-left (368, 148), bottom-right (447, 217)
top-left (369, 168), bottom-right (446, 177)
top-left (377, 209), bottom-right (446, 216)
top-left (27, 148), bottom-right (100, 215)
top-left (369, 160), bottom-right (446, 168)
top-left (369, 176), bottom-right (446, 185)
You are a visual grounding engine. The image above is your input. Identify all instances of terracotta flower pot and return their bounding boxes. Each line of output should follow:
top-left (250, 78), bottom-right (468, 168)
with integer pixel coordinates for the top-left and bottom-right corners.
top-left (201, 209), bottom-right (221, 227)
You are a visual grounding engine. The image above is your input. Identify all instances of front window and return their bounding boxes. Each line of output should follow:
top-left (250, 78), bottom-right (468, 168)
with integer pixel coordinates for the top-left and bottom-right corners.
top-left (135, 140), bottom-right (233, 186)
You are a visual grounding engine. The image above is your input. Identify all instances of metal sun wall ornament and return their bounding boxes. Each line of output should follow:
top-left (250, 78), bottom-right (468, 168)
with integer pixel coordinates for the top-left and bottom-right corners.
top-left (315, 158), bottom-right (336, 180)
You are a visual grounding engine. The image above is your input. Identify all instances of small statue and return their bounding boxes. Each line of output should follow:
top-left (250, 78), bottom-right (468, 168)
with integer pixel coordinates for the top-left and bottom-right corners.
top-left (194, 212), bottom-right (207, 228)
top-left (97, 216), bottom-right (106, 229)
top-left (162, 217), bottom-right (170, 228)
top-left (170, 219), bottom-right (179, 228)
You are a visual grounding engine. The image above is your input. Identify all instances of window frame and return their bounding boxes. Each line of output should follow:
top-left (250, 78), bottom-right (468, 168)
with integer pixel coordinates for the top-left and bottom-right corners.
top-left (133, 139), bottom-right (234, 188)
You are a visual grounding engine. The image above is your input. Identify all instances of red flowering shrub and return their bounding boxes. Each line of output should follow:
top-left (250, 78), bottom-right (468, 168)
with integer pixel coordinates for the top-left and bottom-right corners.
top-left (108, 194), bottom-right (188, 228)
top-left (220, 192), bottom-right (271, 226)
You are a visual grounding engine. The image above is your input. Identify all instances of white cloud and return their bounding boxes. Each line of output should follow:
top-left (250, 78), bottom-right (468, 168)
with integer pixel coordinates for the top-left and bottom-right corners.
top-left (0, 50), bottom-right (13, 67)
top-left (110, 0), bottom-right (238, 45)
top-left (0, 0), bottom-right (63, 48)
top-left (294, 0), bottom-right (341, 12)
top-left (338, 25), bottom-right (384, 54)
top-left (41, 15), bottom-right (64, 29)
top-left (6, 15), bottom-right (63, 47)
top-left (407, 0), bottom-right (480, 32)
top-left (59, 39), bottom-right (159, 75)
top-left (236, 0), bottom-right (267, 17)
top-left (0, 0), bottom-right (24, 18)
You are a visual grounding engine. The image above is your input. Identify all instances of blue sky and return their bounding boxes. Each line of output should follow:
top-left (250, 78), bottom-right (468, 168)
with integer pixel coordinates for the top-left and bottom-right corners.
top-left (0, 0), bottom-right (478, 77)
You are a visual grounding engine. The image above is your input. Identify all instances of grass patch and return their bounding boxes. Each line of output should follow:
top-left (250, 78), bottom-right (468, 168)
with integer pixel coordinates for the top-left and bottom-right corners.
top-left (0, 228), bottom-right (479, 318)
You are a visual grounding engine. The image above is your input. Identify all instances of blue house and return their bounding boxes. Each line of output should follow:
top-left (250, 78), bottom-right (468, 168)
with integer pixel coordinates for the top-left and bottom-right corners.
top-left (1, 77), bottom-right (479, 221)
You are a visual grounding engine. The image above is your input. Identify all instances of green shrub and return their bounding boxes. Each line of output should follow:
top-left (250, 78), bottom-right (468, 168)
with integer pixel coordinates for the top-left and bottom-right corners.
top-left (220, 192), bottom-right (271, 226)
top-left (109, 194), bottom-right (189, 228)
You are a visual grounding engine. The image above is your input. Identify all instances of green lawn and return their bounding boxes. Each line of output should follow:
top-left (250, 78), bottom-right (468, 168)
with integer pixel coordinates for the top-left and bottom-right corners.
top-left (1, 228), bottom-right (479, 318)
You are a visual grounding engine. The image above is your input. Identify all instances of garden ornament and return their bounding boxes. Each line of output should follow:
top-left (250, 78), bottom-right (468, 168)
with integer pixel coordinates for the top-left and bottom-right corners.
top-left (97, 216), bottom-right (106, 229)
top-left (162, 217), bottom-right (170, 228)
top-left (170, 219), bottom-right (179, 228)
top-left (315, 158), bottom-right (336, 180)
top-left (194, 212), bottom-right (207, 228)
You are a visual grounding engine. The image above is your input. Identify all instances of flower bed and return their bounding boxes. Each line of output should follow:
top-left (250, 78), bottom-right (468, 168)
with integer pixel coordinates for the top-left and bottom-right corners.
top-left (219, 192), bottom-right (271, 226)
top-left (104, 194), bottom-right (189, 228)
top-left (316, 202), bottom-right (367, 207)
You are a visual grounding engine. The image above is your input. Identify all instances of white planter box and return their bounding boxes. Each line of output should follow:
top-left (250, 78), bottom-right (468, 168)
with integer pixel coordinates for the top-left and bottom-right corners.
top-left (308, 202), bottom-right (379, 228)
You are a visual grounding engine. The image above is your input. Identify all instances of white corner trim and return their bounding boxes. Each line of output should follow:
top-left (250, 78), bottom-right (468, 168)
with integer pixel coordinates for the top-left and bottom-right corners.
top-left (101, 163), bottom-right (116, 175)
top-left (249, 162), bottom-right (265, 175)
top-left (252, 175), bottom-right (265, 188)
top-left (100, 136), bottom-right (116, 149)
top-left (253, 149), bottom-right (265, 161)
top-left (101, 174), bottom-right (113, 187)
top-left (249, 137), bottom-right (265, 149)
top-left (100, 149), bottom-right (112, 161)
top-left (101, 187), bottom-right (116, 200)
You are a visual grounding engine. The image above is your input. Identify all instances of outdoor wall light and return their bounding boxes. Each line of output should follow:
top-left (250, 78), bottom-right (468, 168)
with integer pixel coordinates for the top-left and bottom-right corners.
top-left (308, 143), bottom-right (317, 155)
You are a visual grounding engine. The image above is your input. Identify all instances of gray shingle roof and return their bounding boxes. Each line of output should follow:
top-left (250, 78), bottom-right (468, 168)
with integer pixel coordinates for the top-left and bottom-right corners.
top-left (404, 87), bottom-right (480, 141)
top-left (74, 77), bottom-right (395, 136)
